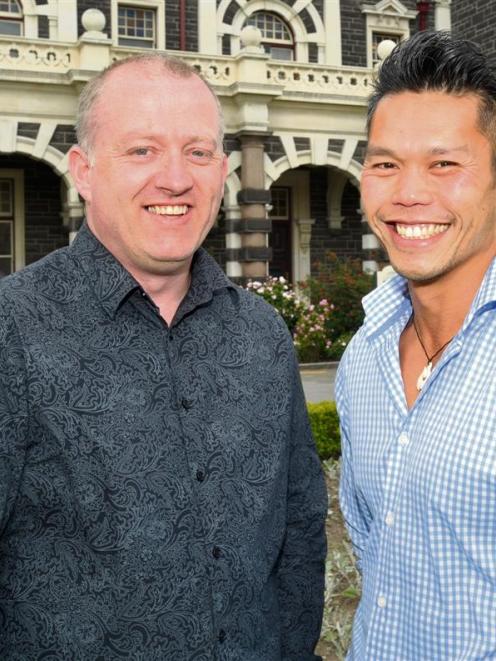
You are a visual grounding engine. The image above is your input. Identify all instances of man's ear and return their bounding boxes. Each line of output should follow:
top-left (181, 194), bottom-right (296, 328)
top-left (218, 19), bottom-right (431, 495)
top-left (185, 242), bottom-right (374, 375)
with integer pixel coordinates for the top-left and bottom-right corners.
top-left (68, 145), bottom-right (92, 202)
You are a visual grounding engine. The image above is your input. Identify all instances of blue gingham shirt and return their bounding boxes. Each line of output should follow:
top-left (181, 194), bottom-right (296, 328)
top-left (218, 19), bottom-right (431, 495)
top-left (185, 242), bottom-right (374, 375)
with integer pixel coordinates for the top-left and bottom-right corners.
top-left (337, 258), bottom-right (496, 660)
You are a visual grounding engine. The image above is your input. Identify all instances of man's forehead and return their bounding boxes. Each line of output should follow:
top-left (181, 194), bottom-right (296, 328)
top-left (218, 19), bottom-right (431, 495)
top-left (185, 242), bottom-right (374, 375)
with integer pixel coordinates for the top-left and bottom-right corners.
top-left (103, 61), bottom-right (198, 91)
top-left (368, 90), bottom-right (483, 136)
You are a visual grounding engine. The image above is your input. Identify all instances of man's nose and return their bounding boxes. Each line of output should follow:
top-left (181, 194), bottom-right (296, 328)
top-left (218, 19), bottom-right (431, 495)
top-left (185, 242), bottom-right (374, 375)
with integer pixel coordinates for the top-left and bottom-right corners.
top-left (153, 153), bottom-right (194, 194)
top-left (392, 167), bottom-right (433, 206)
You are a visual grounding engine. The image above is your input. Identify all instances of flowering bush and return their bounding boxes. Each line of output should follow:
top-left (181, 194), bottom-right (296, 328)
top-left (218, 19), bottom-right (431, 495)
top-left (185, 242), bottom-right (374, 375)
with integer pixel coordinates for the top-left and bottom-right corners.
top-left (246, 276), bottom-right (338, 362)
top-left (246, 276), bottom-right (304, 335)
top-left (293, 298), bottom-right (334, 363)
top-left (303, 252), bottom-right (375, 343)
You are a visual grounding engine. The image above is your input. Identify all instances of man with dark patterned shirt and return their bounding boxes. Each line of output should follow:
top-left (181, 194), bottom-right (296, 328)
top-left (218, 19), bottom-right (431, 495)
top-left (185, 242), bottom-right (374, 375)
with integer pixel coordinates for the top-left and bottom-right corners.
top-left (0, 54), bottom-right (327, 659)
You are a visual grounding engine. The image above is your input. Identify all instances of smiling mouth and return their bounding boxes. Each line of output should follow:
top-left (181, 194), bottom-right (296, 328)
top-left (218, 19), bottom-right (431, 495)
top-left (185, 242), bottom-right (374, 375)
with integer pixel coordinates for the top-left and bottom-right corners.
top-left (394, 223), bottom-right (449, 240)
top-left (146, 204), bottom-right (189, 215)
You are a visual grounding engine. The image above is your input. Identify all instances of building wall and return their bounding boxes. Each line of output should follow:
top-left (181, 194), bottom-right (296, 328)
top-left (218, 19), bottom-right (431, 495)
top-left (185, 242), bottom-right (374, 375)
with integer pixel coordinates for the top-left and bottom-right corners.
top-left (0, 0), bottom-right (443, 282)
top-left (309, 168), bottom-right (362, 272)
top-left (0, 155), bottom-right (67, 266)
top-left (451, 0), bottom-right (496, 69)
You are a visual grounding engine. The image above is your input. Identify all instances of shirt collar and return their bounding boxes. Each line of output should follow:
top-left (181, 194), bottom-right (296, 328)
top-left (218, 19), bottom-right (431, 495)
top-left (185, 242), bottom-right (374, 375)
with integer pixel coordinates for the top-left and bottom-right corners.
top-left (361, 256), bottom-right (496, 340)
top-left (70, 223), bottom-right (234, 320)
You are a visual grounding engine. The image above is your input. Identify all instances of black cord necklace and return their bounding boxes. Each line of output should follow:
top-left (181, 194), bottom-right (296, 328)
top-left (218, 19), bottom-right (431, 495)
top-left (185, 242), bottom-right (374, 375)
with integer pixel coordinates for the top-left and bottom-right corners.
top-left (412, 318), bottom-right (454, 391)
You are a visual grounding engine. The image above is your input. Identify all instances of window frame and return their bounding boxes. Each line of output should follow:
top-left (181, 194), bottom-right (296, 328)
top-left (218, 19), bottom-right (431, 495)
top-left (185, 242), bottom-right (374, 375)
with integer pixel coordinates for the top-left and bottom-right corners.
top-left (0, 0), bottom-right (23, 37)
top-left (245, 11), bottom-right (295, 61)
top-left (371, 31), bottom-right (401, 66)
top-left (111, 0), bottom-right (165, 50)
top-left (0, 170), bottom-right (25, 274)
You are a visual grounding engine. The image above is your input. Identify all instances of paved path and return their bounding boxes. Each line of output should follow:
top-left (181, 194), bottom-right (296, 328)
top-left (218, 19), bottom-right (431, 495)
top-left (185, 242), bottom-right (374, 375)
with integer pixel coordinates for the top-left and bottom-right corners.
top-left (299, 363), bottom-right (338, 403)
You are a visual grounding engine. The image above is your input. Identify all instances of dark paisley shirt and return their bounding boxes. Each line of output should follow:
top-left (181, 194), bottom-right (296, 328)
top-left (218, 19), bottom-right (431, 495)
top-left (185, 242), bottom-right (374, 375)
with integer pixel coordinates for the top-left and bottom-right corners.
top-left (0, 224), bottom-right (327, 660)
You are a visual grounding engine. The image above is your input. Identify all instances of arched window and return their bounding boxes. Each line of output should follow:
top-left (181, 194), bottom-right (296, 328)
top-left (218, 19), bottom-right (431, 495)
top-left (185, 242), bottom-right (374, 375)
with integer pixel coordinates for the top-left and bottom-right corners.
top-left (0, 0), bottom-right (23, 36)
top-left (245, 11), bottom-right (294, 61)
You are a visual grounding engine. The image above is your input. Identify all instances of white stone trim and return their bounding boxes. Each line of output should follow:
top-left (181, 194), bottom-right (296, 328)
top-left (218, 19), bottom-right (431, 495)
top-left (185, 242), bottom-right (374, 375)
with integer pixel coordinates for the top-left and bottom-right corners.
top-left (340, 138), bottom-right (359, 171)
top-left (324, 0), bottom-right (342, 65)
top-left (198, 0), bottom-right (218, 54)
top-left (32, 120), bottom-right (57, 159)
top-left (264, 147), bottom-right (362, 188)
top-left (279, 134), bottom-right (299, 169)
top-left (227, 150), bottom-right (242, 174)
top-left (0, 118), bottom-right (18, 152)
top-left (433, 0), bottom-right (451, 30)
top-left (327, 169), bottom-right (348, 229)
top-left (224, 168), bottom-right (241, 208)
top-left (361, 0), bottom-right (416, 67)
top-left (223, 0), bottom-right (324, 61)
top-left (310, 136), bottom-right (329, 165)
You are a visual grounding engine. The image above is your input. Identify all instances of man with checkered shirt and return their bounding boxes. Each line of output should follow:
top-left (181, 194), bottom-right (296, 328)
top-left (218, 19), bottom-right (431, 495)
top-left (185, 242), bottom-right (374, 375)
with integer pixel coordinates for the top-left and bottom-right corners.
top-left (337, 31), bottom-right (496, 660)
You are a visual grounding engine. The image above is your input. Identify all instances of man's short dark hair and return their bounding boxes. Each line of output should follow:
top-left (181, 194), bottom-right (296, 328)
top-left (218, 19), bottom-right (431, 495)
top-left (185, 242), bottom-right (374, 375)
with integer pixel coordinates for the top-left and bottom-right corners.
top-left (368, 31), bottom-right (496, 157)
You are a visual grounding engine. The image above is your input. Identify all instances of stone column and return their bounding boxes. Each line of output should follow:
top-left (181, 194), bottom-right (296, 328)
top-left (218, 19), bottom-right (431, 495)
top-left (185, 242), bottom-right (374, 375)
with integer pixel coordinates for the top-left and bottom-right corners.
top-left (224, 204), bottom-right (243, 280)
top-left (236, 133), bottom-right (271, 281)
top-left (294, 218), bottom-right (315, 284)
top-left (433, 0), bottom-right (452, 30)
top-left (361, 208), bottom-right (379, 274)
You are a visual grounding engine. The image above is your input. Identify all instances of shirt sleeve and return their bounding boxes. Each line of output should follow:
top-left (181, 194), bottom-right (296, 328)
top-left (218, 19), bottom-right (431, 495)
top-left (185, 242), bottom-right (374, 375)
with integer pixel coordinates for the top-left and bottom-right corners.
top-left (277, 347), bottom-right (328, 661)
top-left (336, 359), bottom-right (369, 573)
top-left (0, 306), bottom-right (29, 533)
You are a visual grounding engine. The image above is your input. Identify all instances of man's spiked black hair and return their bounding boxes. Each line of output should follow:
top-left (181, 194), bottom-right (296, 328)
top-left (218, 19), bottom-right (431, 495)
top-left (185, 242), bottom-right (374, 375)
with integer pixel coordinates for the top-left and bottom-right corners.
top-left (367, 30), bottom-right (496, 150)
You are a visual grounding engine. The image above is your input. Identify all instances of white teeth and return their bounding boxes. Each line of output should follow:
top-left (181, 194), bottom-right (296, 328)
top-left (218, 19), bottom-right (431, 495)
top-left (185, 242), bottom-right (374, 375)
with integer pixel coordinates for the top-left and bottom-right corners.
top-left (396, 223), bottom-right (448, 240)
top-left (146, 205), bottom-right (188, 215)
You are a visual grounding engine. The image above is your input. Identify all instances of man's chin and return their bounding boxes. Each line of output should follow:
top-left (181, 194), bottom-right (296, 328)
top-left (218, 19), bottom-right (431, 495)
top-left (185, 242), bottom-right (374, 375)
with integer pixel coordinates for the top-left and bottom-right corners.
top-left (390, 259), bottom-right (447, 284)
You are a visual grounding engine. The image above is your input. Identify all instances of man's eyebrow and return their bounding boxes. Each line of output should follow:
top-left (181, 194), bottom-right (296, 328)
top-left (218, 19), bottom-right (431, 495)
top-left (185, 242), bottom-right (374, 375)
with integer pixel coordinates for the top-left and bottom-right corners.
top-left (186, 135), bottom-right (218, 148)
top-left (365, 144), bottom-right (470, 159)
top-left (429, 144), bottom-right (470, 155)
top-left (365, 146), bottom-right (398, 159)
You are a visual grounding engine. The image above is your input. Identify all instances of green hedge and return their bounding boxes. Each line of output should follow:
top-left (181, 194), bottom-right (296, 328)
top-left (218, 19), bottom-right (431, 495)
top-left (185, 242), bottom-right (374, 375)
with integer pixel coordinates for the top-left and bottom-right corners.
top-left (307, 401), bottom-right (341, 460)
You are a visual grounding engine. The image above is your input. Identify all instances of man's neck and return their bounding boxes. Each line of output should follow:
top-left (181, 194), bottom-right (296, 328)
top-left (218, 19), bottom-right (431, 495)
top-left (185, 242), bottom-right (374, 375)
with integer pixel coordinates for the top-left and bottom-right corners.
top-left (408, 252), bottom-right (494, 346)
top-left (136, 267), bottom-right (192, 325)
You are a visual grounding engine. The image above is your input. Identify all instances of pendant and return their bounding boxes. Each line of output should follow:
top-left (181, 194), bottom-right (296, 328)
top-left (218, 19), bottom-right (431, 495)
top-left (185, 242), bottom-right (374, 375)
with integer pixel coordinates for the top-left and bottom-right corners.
top-left (416, 361), bottom-right (432, 391)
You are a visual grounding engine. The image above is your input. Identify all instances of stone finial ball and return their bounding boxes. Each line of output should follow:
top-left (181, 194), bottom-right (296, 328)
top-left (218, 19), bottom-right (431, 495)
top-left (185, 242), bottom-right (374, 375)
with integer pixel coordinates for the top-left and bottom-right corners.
top-left (240, 25), bottom-right (263, 49)
top-left (376, 39), bottom-right (397, 62)
top-left (81, 8), bottom-right (106, 33)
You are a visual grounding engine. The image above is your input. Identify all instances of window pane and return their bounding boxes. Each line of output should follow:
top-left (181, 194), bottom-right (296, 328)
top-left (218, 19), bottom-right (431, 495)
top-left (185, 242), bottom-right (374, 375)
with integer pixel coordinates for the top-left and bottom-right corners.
top-left (270, 46), bottom-right (293, 61)
top-left (0, 18), bottom-right (21, 35)
top-left (118, 5), bottom-right (155, 45)
top-left (0, 221), bottom-right (12, 255)
top-left (246, 12), bottom-right (292, 45)
top-left (270, 188), bottom-right (289, 219)
top-left (372, 33), bottom-right (400, 64)
top-left (0, 0), bottom-right (22, 14)
top-left (118, 36), bottom-right (154, 48)
top-left (0, 256), bottom-right (12, 277)
top-left (0, 180), bottom-right (12, 216)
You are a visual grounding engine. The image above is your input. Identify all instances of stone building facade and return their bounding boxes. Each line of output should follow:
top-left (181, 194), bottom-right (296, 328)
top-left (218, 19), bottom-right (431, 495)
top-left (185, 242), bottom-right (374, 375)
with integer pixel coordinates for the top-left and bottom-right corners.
top-left (0, 0), bottom-right (456, 283)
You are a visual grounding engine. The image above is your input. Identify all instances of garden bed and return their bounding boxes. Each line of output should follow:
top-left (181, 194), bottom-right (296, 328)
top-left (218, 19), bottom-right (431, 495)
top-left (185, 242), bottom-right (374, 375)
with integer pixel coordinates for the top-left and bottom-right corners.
top-left (316, 460), bottom-right (360, 660)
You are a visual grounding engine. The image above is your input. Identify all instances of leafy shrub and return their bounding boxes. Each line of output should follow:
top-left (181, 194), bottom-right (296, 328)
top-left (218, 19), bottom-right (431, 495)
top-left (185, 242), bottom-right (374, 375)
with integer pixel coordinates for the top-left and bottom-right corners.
top-left (303, 252), bottom-right (375, 342)
top-left (246, 276), bottom-right (303, 335)
top-left (247, 277), bottom-right (335, 362)
top-left (293, 298), bottom-right (334, 363)
top-left (307, 400), bottom-right (341, 460)
top-left (246, 258), bottom-right (374, 362)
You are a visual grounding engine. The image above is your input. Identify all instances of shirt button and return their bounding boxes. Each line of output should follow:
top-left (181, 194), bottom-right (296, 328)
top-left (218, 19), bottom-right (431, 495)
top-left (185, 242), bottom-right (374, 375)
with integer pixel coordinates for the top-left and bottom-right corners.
top-left (196, 469), bottom-right (205, 482)
top-left (212, 546), bottom-right (222, 559)
top-left (218, 629), bottom-right (226, 643)
top-left (181, 398), bottom-right (194, 410)
top-left (385, 511), bottom-right (395, 527)
top-left (377, 595), bottom-right (387, 608)
top-left (398, 432), bottom-right (410, 447)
